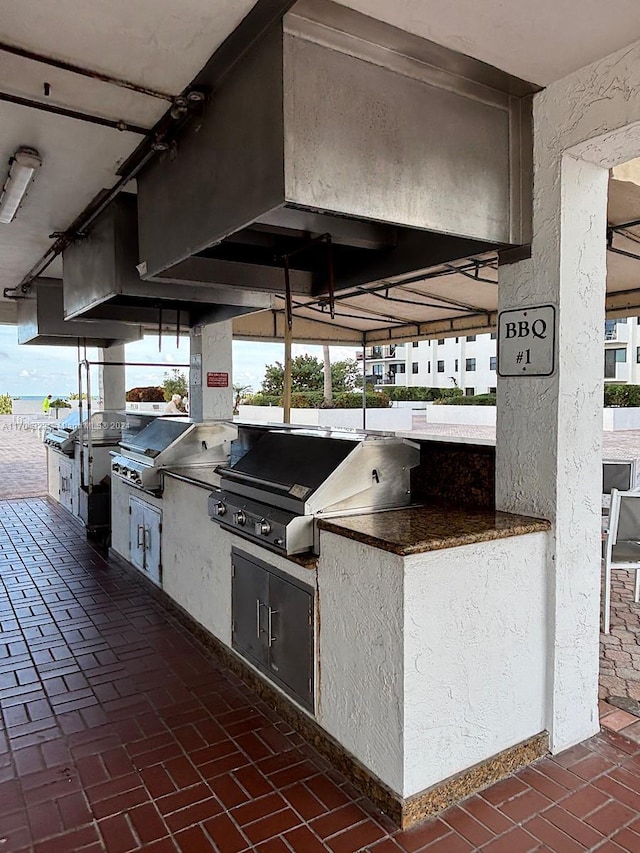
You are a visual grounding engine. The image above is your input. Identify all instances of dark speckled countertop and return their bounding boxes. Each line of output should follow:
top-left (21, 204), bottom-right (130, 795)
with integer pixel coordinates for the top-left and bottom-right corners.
top-left (317, 504), bottom-right (550, 556)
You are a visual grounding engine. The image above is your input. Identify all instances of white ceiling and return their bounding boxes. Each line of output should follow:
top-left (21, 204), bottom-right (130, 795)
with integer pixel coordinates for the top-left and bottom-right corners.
top-left (0, 0), bottom-right (258, 297)
top-left (2, 0), bottom-right (640, 315)
top-left (340, 0), bottom-right (640, 86)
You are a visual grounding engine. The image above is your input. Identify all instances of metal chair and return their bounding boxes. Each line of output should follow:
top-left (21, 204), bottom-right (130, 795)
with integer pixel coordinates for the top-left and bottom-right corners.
top-left (603, 487), bottom-right (640, 633)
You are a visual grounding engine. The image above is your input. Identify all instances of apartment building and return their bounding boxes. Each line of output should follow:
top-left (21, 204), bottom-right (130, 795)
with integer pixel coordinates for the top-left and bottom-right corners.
top-left (361, 318), bottom-right (640, 394)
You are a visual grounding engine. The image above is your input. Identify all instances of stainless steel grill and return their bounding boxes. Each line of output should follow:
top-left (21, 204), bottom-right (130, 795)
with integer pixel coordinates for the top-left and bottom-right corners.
top-left (111, 418), bottom-right (236, 493)
top-left (44, 410), bottom-right (127, 456)
top-left (209, 429), bottom-right (419, 555)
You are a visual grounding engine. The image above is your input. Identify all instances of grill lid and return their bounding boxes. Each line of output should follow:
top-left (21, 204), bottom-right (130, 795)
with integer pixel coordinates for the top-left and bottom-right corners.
top-left (220, 431), bottom-right (360, 503)
top-left (119, 417), bottom-right (191, 458)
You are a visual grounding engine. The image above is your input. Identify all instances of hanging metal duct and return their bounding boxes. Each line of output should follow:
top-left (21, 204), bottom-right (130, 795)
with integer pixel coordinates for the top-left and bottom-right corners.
top-left (136, 0), bottom-right (536, 299)
top-left (62, 195), bottom-right (274, 325)
top-left (17, 278), bottom-right (143, 347)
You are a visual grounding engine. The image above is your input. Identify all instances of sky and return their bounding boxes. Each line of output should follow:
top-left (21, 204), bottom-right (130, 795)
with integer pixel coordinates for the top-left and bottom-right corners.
top-left (0, 324), bottom-right (358, 397)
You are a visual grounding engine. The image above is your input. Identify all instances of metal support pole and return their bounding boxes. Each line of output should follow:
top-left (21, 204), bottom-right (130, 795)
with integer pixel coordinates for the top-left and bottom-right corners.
top-left (361, 339), bottom-right (367, 431)
top-left (283, 323), bottom-right (293, 425)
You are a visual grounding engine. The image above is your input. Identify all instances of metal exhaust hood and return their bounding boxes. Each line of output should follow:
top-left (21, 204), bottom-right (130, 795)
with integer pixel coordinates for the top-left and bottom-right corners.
top-left (136, 0), bottom-right (537, 299)
top-left (62, 195), bottom-right (275, 325)
top-left (17, 278), bottom-right (143, 347)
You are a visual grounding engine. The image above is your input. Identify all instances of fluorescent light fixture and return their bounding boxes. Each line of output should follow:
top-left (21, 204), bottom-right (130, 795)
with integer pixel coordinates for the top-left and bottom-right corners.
top-left (0, 147), bottom-right (42, 224)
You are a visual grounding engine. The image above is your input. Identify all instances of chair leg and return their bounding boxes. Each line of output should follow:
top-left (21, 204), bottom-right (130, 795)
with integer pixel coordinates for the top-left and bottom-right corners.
top-left (635, 570), bottom-right (640, 604)
top-left (604, 561), bottom-right (612, 634)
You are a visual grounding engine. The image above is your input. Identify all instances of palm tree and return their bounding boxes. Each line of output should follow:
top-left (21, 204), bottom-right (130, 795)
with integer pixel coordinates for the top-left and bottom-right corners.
top-left (323, 346), bottom-right (332, 405)
top-left (232, 384), bottom-right (252, 415)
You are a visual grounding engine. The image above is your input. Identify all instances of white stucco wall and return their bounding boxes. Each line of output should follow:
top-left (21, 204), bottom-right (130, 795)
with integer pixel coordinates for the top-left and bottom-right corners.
top-left (318, 532), bottom-right (405, 794)
top-left (603, 407), bottom-right (640, 431)
top-left (497, 38), bottom-right (640, 752)
top-left (403, 532), bottom-right (547, 797)
top-left (425, 405), bottom-right (496, 427)
top-left (237, 405), bottom-right (413, 431)
top-left (47, 446), bottom-right (60, 502)
top-left (317, 529), bottom-right (548, 799)
top-left (162, 477), bottom-right (233, 644)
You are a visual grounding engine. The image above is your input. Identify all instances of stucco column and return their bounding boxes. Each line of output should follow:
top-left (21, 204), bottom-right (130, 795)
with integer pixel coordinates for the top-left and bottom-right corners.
top-left (497, 150), bottom-right (608, 752)
top-left (98, 345), bottom-right (126, 411)
top-left (189, 321), bottom-right (233, 422)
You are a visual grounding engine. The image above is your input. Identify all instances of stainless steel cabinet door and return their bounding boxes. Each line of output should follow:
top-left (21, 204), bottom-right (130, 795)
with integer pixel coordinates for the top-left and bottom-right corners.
top-left (267, 573), bottom-right (313, 711)
top-left (143, 505), bottom-right (162, 585)
top-left (129, 497), bottom-right (146, 571)
top-left (59, 457), bottom-right (74, 514)
top-left (231, 549), bottom-right (314, 713)
top-left (232, 553), bottom-right (269, 668)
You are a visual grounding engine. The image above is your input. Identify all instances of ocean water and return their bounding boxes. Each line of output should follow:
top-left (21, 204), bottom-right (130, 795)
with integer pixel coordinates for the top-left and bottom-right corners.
top-left (11, 395), bottom-right (98, 400)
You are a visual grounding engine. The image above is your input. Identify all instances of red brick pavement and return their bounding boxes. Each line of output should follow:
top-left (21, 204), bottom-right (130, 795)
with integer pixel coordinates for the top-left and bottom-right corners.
top-left (0, 416), bottom-right (47, 500)
top-left (3, 499), bottom-right (640, 851)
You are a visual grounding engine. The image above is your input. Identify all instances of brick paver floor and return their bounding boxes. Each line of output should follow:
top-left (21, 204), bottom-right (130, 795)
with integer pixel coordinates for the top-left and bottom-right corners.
top-left (0, 416), bottom-right (47, 500)
top-left (4, 499), bottom-right (640, 851)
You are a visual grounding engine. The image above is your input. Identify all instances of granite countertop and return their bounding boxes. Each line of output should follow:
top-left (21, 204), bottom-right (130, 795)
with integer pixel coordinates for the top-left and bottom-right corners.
top-left (288, 553), bottom-right (319, 570)
top-left (317, 504), bottom-right (550, 556)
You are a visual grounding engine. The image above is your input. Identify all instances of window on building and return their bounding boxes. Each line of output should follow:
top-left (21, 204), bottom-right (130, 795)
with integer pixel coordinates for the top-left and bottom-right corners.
top-left (489, 386), bottom-right (497, 394)
top-left (372, 364), bottom-right (383, 376)
top-left (412, 362), bottom-right (419, 374)
top-left (437, 360), bottom-right (445, 373)
top-left (466, 358), bottom-right (476, 371)
top-left (396, 364), bottom-right (406, 374)
top-left (465, 388), bottom-right (475, 396)
top-left (490, 356), bottom-right (497, 370)
top-left (437, 338), bottom-right (445, 345)
top-left (455, 337), bottom-right (459, 343)
top-left (604, 348), bottom-right (626, 378)
top-left (427, 361), bottom-right (431, 373)
top-left (412, 341), bottom-right (419, 348)
top-left (637, 346), bottom-right (640, 364)
top-left (454, 359), bottom-right (459, 371)
top-left (467, 335), bottom-right (476, 342)
top-left (490, 332), bottom-right (497, 340)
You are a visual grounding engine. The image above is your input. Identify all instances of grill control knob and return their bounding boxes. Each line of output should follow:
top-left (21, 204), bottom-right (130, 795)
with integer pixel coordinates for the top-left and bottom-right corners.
top-left (255, 519), bottom-right (271, 536)
top-left (112, 463), bottom-right (120, 473)
top-left (233, 510), bottom-right (247, 526)
top-left (214, 501), bottom-right (227, 516)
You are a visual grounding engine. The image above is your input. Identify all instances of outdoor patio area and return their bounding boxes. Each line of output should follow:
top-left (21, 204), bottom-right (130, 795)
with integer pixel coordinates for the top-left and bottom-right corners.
top-left (3, 497), bottom-right (640, 852)
top-left (5, 423), bottom-right (640, 848)
top-left (0, 415), bottom-right (47, 501)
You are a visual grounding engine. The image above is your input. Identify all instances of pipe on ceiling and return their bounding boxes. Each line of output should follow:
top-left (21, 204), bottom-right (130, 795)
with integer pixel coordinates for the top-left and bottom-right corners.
top-left (0, 90), bottom-right (150, 135)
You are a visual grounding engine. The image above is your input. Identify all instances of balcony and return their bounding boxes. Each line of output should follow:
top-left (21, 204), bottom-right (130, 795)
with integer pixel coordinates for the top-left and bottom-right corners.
top-left (365, 345), bottom-right (405, 359)
top-left (604, 321), bottom-right (629, 343)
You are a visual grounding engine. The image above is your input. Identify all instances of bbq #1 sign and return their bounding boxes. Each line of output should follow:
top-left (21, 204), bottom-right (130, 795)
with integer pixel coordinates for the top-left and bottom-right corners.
top-left (497, 304), bottom-right (556, 377)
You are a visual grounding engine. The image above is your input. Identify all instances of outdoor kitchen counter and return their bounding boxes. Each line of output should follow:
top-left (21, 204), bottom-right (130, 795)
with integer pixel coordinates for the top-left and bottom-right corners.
top-left (317, 504), bottom-right (550, 556)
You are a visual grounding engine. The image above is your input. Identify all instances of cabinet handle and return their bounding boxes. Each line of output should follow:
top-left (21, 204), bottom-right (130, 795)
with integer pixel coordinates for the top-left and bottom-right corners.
top-left (145, 528), bottom-right (151, 551)
top-left (267, 607), bottom-right (278, 647)
top-left (137, 524), bottom-right (144, 547)
top-left (256, 599), bottom-right (265, 638)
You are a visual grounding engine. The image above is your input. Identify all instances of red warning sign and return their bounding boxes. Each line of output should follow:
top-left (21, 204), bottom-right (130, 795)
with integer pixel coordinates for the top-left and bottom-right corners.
top-left (207, 372), bottom-right (229, 388)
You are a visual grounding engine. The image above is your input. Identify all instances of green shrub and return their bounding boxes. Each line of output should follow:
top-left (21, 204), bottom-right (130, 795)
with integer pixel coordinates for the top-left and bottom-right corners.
top-left (440, 393), bottom-right (496, 406)
top-left (242, 391), bottom-right (391, 409)
top-left (243, 393), bottom-right (281, 407)
top-left (385, 386), bottom-right (463, 402)
top-left (333, 392), bottom-right (391, 409)
top-left (604, 384), bottom-right (640, 407)
top-left (0, 393), bottom-right (12, 414)
top-left (50, 398), bottom-right (71, 409)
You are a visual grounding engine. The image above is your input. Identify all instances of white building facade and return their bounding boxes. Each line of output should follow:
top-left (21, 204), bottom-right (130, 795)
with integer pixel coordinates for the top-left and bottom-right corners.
top-left (363, 318), bottom-right (640, 393)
